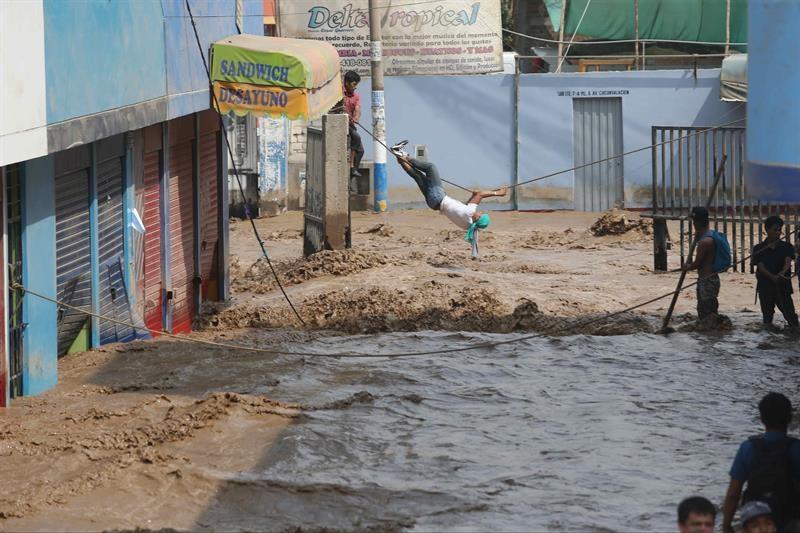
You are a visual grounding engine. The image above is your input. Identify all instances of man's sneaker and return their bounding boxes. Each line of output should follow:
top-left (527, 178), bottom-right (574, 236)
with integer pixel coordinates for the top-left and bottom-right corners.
top-left (390, 140), bottom-right (409, 157)
top-left (350, 167), bottom-right (362, 178)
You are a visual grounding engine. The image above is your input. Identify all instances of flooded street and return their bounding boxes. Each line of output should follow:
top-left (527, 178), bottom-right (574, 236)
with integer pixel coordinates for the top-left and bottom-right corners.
top-left (3, 212), bottom-right (798, 531)
top-left (5, 327), bottom-right (798, 531)
top-left (218, 329), bottom-right (800, 531)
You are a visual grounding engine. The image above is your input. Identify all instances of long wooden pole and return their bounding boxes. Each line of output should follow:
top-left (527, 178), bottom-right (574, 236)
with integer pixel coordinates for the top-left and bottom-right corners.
top-left (725, 0), bottom-right (731, 55)
top-left (634, 0), bottom-right (640, 70)
top-left (660, 154), bottom-right (727, 333)
top-left (557, 0), bottom-right (567, 72)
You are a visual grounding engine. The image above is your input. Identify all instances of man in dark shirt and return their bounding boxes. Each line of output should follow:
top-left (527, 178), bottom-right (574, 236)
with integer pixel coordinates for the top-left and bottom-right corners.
top-left (751, 216), bottom-right (799, 329)
top-left (722, 393), bottom-right (800, 533)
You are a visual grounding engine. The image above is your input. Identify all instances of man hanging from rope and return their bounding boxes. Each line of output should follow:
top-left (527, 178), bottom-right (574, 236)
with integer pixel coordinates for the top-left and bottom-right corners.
top-left (390, 140), bottom-right (507, 257)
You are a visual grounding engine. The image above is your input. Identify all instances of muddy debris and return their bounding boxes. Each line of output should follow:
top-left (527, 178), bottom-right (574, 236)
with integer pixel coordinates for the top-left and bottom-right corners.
top-left (268, 229), bottom-right (304, 240)
top-left (522, 229), bottom-right (584, 249)
top-left (678, 313), bottom-right (734, 333)
top-left (232, 249), bottom-right (396, 294)
top-left (199, 283), bottom-right (655, 337)
top-left (590, 209), bottom-right (653, 237)
top-left (361, 223), bottom-right (394, 237)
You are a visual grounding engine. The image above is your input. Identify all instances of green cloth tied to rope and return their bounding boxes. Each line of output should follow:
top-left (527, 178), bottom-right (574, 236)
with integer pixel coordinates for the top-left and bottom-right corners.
top-left (465, 213), bottom-right (490, 258)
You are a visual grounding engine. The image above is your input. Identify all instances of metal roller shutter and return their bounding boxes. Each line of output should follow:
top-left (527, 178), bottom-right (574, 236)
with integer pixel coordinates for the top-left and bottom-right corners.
top-left (143, 150), bottom-right (163, 334)
top-left (169, 141), bottom-right (195, 334)
top-left (96, 156), bottom-right (135, 345)
top-left (198, 132), bottom-right (219, 300)
top-left (55, 169), bottom-right (92, 356)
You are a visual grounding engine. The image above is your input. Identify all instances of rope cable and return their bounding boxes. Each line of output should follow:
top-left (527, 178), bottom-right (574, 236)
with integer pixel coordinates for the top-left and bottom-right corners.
top-left (352, 114), bottom-right (745, 195)
top-left (12, 267), bottom-right (720, 360)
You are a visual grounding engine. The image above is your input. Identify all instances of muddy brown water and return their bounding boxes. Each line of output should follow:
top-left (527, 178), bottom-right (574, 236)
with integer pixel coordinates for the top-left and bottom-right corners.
top-left (156, 329), bottom-right (800, 529)
top-left (3, 325), bottom-right (800, 531)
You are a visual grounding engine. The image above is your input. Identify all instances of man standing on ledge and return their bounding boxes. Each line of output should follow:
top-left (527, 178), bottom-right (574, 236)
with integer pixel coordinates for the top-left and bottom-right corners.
top-left (342, 71), bottom-right (364, 178)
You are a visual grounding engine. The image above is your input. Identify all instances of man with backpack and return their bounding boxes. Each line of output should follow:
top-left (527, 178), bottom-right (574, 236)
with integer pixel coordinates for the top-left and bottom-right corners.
top-left (752, 216), bottom-right (799, 330)
top-left (722, 392), bottom-right (800, 533)
top-left (683, 207), bottom-right (730, 320)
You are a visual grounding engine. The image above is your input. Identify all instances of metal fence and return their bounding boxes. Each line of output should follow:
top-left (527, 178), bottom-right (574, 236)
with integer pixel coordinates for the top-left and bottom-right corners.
top-left (303, 125), bottom-right (325, 257)
top-left (648, 125), bottom-right (800, 272)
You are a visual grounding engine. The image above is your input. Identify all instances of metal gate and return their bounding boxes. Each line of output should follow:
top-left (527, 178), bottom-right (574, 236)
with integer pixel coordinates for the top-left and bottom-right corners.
top-left (169, 141), bottom-right (195, 334)
top-left (143, 149), bottom-right (163, 334)
top-left (54, 147), bottom-right (92, 356)
top-left (647, 125), bottom-right (800, 271)
top-left (572, 97), bottom-right (624, 211)
top-left (198, 131), bottom-right (220, 300)
top-left (96, 147), bottom-right (135, 345)
top-left (303, 125), bottom-right (325, 256)
top-left (303, 114), bottom-right (350, 257)
top-left (6, 165), bottom-right (24, 398)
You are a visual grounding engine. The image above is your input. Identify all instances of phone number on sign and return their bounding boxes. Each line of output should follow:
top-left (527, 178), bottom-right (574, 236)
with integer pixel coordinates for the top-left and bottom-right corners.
top-left (340, 58), bottom-right (371, 67)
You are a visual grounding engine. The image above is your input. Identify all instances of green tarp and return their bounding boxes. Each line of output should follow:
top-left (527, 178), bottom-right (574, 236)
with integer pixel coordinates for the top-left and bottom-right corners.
top-left (546, 0), bottom-right (747, 51)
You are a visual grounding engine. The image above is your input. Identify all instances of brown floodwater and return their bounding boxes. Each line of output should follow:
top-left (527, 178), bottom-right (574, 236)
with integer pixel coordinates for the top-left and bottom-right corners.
top-left (186, 327), bottom-right (800, 531)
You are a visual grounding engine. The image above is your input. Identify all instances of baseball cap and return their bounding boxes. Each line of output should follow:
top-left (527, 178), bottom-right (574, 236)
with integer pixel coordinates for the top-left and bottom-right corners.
top-left (739, 501), bottom-right (772, 525)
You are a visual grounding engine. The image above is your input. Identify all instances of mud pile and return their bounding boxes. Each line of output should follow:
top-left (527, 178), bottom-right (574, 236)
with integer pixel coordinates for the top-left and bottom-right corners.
top-left (200, 282), bottom-right (655, 336)
top-left (590, 209), bottom-right (652, 237)
top-left (232, 249), bottom-right (396, 294)
top-left (522, 229), bottom-right (584, 249)
top-left (0, 391), bottom-right (301, 520)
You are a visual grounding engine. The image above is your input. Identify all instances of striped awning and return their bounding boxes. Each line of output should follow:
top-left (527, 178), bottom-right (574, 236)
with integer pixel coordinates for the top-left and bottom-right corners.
top-left (210, 34), bottom-right (342, 121)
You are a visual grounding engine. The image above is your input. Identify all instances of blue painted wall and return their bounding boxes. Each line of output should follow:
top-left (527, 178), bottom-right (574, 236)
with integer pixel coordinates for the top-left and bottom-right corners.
top-left (44, 0), bottom-right (167, 123)
top-left (43, 0), bottom-right (263, 124)
top-left (21, 156), bottom-right (58, 396)
top-left (162, 0), bottom-right (264, 119)
top-left (360, 69), bottom-right (743, 209)
top-left (515, 69), bottom-right (743, 208)
top-left (746, 1), bottom-right (800, 200)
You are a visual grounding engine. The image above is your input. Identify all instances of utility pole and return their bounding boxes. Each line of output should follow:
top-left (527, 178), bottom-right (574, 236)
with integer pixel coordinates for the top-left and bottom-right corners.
top-left (369, 0), bottom-right (388, 212)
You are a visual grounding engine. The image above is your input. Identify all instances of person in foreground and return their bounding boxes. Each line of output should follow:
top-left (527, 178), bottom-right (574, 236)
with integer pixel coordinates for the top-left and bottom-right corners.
top-left (739, 501), bottom-right (777, 533)
top-left (390, 140), bottom-right (507, 256)
top-left (677, 496), bottom-right (716, 533)
top-left (722, 392), bottom-right (800, 533)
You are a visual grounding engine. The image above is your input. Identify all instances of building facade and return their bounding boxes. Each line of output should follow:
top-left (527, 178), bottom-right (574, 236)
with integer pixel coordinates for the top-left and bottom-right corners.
top-left (0, 0), bottom-right (264, 404)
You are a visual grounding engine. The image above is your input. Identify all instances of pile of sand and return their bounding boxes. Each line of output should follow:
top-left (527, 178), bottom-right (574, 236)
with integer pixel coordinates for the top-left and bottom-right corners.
top-left (590, 209), bottom-right (652, 237)
top-left (199, 281), bottom-right (655, 336)
top-left (232, 249), bottom-right (396, 294)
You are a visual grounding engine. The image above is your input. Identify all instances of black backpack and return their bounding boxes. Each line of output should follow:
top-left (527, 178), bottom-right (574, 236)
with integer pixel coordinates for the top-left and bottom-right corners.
top-left (742, 436), bottom-right (799, 525)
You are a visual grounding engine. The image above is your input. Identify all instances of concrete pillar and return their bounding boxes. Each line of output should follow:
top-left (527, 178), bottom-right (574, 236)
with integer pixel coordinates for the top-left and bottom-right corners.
top-left (323, 113), bottom-right (349, 250)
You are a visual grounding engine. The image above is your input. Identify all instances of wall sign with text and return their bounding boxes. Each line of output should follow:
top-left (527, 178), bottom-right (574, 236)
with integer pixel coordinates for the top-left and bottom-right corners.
top-left (557, 89), bottom-right (631, 97)
top-left (278, 0), bottom-right (503, 76)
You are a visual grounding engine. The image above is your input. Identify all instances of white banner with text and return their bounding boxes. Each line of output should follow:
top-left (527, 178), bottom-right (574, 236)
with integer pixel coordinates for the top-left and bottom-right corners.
top-left (278, 0), bottom-right (503, 76)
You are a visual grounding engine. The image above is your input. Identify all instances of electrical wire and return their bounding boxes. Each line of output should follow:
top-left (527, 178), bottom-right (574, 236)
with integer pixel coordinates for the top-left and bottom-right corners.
top-left (502, 28), bottom-right (748, 48)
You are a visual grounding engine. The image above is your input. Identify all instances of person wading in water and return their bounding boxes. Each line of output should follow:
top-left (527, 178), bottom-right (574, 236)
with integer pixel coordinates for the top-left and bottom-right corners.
top-left (682, 207), bottom-right (721, 320)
